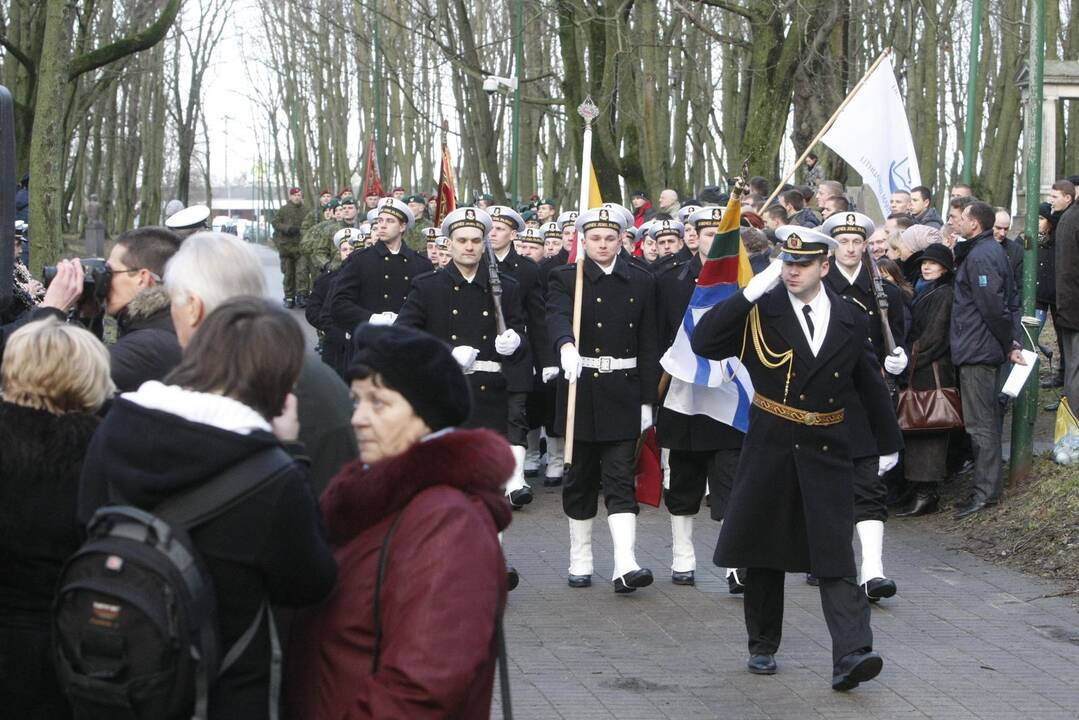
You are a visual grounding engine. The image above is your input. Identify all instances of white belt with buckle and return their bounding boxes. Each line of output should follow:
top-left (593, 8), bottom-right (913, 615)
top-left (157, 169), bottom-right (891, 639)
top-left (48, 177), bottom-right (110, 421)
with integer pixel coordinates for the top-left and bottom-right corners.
top-left (580, 356), bottom-right (637, 373)
top-left (466, 360), bottom-right (503, 374)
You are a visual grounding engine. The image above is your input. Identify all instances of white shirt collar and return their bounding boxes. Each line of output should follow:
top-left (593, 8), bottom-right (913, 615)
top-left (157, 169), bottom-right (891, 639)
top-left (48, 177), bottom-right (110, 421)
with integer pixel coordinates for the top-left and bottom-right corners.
top-left (838, 262), bottom-right (862, 286)
top-left (787, 285), bottom-right (831, 356)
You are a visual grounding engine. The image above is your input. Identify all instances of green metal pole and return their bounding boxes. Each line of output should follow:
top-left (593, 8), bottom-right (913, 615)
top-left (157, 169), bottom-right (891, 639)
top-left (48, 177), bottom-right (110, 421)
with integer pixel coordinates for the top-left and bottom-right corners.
top-left (509, 0), bottom-right (523, 206)
top-left (961, 0), bottom-right (983, 185)
top-left (1009, 0), bottom-right (1045, 483)
top-left (373, 3), bottom-right (383, 178)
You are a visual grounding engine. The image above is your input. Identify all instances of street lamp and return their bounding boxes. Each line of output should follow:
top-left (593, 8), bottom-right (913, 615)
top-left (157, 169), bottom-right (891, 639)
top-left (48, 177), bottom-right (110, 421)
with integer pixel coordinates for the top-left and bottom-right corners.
top-left (483, 73), bottom-right (520, 206)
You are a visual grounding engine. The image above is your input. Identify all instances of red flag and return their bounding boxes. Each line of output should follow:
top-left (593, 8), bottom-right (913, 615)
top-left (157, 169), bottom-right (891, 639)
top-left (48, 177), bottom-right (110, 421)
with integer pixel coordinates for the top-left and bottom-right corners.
top-left (434, 141), bottom-right (456, 225)
top-left (634, 427), bottom-right (662, 507)
top-left (361, 135), bottom-right (384, 200)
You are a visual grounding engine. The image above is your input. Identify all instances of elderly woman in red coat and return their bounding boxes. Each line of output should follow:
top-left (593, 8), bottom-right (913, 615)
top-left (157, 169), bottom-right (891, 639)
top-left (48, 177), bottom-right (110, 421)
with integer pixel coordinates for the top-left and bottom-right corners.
top-left (286, 323), bottom-right (512, 720)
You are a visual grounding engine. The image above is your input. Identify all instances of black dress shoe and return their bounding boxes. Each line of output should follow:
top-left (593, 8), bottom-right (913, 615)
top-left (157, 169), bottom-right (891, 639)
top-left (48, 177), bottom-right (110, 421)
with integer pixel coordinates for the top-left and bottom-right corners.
top-left (727, 568), bottom-right (746, 594)
top-left (954, 499), bottom-right (987, 520)
top-left (862, 577), bottom-right (897, 602)
top-left (295, 294), bottom-right (307, 308)
top-left (283, 297), bottom-right (295, 309)
top-left (1041, 375), bottom-right (1064, 389)
top-left (805, 573), bottom-right (819, 586)
top-left (1045, 399), bottom-right (1061, 412)
top-left (614, 568), bottom-right (654, 593)
top-left (543, 476), bottom-right (563, 488)
top-left (671, 570), bottom-right (695, 586)
top-left (524, 467), bottom-right (539, 478)
top-left (508, 487), bottom-right (533, 509)
top-left (832, 650), bottom-right (883, 691)
top-left (895, 491), bottom-right (939, 517)
top-left (747, 654), bottom-right (777, 675)
top-left (507, 567), bottom-right (519, 591)
top-left (567, 574), bottom-right (591, 588)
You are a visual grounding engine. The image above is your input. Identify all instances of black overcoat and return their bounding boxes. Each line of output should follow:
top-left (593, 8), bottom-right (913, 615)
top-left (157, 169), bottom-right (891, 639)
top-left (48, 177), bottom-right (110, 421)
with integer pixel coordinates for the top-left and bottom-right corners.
top-left (396, 261), bottom-right (530, 432)
top-left (546, 256), bottom-right (660, 442)
top-left (497, 245), bottom-right (551, 372)
top-left (329, 240), bottom-right (433, 334)
top-left (654, 253), bottom-right (743, 452)
top-left (691, 286), bottom-right (902, 577)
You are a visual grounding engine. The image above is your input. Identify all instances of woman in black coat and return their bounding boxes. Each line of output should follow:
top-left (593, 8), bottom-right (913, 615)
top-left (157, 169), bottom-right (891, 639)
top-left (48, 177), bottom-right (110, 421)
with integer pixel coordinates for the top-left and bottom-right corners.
top-left (0, 318), bottom-right (114, 718)
top-left (896, 243), bottom-right (956, 517)
top-left (78, 298), bottom-right (336, 720)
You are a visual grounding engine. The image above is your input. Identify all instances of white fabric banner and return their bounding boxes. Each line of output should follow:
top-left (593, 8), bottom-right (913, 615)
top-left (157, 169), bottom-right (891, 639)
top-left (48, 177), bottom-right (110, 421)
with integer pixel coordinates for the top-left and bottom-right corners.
top-left (820, 56), bottom-right (921, 215)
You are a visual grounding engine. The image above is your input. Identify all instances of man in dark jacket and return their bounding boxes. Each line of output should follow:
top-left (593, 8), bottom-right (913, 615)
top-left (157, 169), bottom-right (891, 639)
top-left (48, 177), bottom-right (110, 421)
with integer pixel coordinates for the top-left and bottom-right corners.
top-left (950, 201), bottom-right (1025, 519)
top-left (993, 208), bottom-right (1024, 296)
top-left (692, 226), bottom-right (901, 691)
top-left (1053, 180), bottom-right (1079, 411)
top-left (909, 186), bottom-right (945, 229)
top-left (104, 227), bottom-right (183, 392)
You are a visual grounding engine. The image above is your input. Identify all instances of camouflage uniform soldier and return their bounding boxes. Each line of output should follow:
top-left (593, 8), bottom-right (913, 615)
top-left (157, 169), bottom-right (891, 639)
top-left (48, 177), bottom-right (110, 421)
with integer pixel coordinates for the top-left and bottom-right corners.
top-left (402, 194), bottom-right (433, 252)
top-left (272, 186), bottom-right (307, 308)
top-left (302, 189), bottom-right (333, 235)
top-left (301, 199), bottom-right (345, 292)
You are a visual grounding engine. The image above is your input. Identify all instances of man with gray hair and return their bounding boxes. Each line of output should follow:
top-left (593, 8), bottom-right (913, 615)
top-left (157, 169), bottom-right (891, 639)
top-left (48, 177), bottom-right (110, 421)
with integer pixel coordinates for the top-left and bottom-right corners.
top-left (165, 231), bottom-right (357, 494)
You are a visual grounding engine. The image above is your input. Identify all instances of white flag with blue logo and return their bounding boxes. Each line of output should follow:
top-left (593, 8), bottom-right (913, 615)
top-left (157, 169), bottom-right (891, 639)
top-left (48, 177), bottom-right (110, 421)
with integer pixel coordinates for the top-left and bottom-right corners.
top-left (820, 55), bottom-right (921, 216)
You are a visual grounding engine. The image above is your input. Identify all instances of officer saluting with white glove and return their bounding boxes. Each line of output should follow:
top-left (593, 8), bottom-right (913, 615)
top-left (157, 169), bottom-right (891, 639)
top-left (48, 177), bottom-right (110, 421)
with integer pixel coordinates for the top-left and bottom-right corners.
top-left (546, 207), bottom-right (661, 594)
top-left (692, 226), bottom-right (902, 692)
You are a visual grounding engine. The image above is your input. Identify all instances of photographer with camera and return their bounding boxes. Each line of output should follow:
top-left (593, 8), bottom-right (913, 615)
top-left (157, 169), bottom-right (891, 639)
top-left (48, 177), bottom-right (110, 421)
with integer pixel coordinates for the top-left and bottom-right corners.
top-left (1, 257), bottom-right (86, 359)
top-left (103, 227), bottom-right (184, 392)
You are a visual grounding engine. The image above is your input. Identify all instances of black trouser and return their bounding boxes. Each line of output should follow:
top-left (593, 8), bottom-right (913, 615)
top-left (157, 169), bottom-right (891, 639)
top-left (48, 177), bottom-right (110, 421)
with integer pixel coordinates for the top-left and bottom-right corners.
top-left (507, 391), bottom-right (529, 446)
top-left (563, 439), bottom-right (637, 519)
top-left (664, 448), bottom-right (740, 520)
top-left (744, 568), bottom-right (873, 666)
top-left (852, 455), bottom-right (887, 522)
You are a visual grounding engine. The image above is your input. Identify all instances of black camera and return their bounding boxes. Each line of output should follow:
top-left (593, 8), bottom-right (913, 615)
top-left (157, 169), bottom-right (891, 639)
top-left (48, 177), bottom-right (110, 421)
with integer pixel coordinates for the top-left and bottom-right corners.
top-left (42, 257), bottom-right (111, 304)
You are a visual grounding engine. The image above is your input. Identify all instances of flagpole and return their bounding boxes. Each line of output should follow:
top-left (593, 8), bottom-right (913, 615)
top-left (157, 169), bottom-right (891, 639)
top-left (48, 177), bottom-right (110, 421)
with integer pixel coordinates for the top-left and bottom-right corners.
top-left (761, 48), bottom-right (893, 209)
top-left (563, 97), bottom-right (600, 469)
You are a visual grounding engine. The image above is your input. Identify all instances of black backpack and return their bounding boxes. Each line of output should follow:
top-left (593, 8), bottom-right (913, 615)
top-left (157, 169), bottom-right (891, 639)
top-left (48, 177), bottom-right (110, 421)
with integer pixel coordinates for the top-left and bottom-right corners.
top-left (53, 447), bottom-right (294, 720)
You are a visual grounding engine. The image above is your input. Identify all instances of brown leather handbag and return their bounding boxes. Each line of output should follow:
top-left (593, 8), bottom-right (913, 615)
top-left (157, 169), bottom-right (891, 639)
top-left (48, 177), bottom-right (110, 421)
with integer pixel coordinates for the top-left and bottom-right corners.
top-left (896, 348), bottom-right (964, 432)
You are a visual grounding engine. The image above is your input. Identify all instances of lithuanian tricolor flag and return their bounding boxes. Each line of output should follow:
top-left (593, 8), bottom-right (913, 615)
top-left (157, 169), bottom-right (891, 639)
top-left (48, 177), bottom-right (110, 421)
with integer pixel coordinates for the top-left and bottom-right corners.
top-left (658, 191), bottom-right (755, 432)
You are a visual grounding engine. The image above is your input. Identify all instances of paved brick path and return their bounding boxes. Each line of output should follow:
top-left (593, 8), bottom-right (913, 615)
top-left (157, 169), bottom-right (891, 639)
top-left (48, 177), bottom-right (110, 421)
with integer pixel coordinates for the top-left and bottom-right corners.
top-left (497, 484), bottom-right (1079, 719)
top-left (258, 245), bottom-right (1079, 719)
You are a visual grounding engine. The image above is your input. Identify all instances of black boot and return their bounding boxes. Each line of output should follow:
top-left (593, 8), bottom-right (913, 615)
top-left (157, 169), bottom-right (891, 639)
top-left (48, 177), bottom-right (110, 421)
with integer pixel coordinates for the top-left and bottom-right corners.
top-left (895, 485), bottom-right (939, 517)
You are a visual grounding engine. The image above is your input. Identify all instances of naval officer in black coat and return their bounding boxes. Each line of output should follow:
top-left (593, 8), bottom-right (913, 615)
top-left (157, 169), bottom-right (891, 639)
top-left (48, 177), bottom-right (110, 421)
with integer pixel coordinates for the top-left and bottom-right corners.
top-left (692, 226), bottom-right (902, 692)
top-left (547, 207), bottom-right (661, 594)
top-left (328, 197), bottom-right (433, 344)
top-left (821, 211), bottom-right (909, 602)
top-left (395, 207), bottom-right (533, 508)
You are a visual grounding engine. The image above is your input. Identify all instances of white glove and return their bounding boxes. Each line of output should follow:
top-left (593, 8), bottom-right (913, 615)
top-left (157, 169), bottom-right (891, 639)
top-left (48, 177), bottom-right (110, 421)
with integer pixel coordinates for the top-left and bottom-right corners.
top-left (451, 345), bottom-right (479, 371)
top-left (640, 404), bottom-right (654, 432)
top-left (878, 452), bottom-right (898, 476)
top-left (541, 366), bottom-right (560, 383)
top-left (494, 329), bottom-right (521, 356)
top-left (883, 347), bottom-right (908, 375)
top-left (560, 343), bottom-right (582, 382)
top-left (742, 258), bottom-right (783, 302)
top-left (368, 311), bottom-right (397, 326)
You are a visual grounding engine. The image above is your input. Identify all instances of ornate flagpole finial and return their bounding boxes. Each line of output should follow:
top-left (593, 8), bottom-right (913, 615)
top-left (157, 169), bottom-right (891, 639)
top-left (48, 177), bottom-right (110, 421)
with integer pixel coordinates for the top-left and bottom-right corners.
top-left (578, 96), bottom-right (599, 125)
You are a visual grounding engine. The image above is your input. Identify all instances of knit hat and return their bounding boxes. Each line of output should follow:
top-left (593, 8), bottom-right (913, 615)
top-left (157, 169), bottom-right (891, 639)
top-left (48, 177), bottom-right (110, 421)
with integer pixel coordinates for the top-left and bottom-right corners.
top-left (347, 324), bottom-right (472, 432)
top-left (899, 225), bottom-right (942, 254)
top-left (1038, 202), bottom-right (1053, 221)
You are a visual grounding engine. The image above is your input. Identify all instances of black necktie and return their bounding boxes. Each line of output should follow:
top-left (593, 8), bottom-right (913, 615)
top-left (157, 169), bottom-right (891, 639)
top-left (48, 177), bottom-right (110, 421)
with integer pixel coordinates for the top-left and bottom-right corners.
top-left (802, 305), bottom-right (815, 340)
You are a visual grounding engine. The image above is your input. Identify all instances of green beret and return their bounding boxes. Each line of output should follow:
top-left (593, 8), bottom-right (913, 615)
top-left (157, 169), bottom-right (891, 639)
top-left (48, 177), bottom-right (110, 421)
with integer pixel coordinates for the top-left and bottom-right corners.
top-left (327, 198), bottom-right (341, 210)
top-left (339, 197), bottom-right (357, 207)
top-left (405, 194), bottom-right (426, 204)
